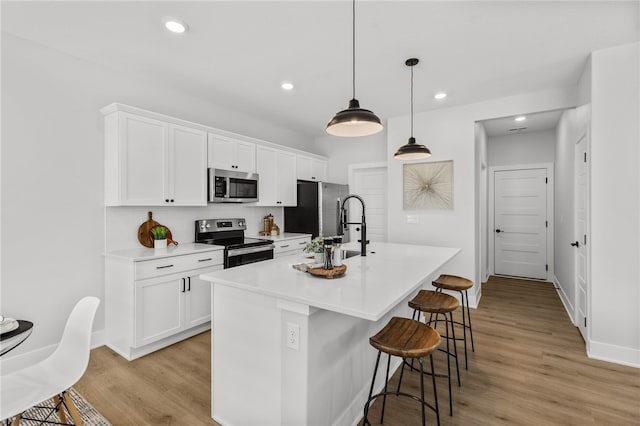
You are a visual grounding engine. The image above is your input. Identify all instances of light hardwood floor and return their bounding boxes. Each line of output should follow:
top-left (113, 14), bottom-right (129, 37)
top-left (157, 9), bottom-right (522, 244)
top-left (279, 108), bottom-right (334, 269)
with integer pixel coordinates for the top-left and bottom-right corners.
top-left (76, 276), bottom-right (640, 425)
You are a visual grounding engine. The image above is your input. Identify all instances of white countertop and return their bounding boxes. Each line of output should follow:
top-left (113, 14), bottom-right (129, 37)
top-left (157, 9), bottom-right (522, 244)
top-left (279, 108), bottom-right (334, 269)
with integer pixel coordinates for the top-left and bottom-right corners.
top-left (249, 232), bottom-right (312, 241)
top-left (200, 241), bottom-right (460, 321)
top-left (104, 243), bottom-right (223, 261)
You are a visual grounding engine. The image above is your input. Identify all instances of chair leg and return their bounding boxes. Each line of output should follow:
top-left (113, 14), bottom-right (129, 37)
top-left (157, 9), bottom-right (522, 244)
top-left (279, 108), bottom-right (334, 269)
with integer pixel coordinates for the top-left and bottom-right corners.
top-left (458, 290), bottom-right (469, 369)
top-left (54, 394), bottom-right (68, 424)
top-left (429, 354), bottom-right (440, 426)
top-left (442, 313), bottom-right (452, 416)
top-left (418, 358), bottom-right (426, 426)
top-left (62, 391), bottom-right (84, 426)
top-left (450, 311), bottom-right (461, 387)
top-left (10, 414), bottom-right (21, 426)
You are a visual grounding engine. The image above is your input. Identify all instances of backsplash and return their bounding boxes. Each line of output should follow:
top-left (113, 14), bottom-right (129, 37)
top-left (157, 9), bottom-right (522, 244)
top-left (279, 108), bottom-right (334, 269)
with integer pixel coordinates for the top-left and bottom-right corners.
top-left (105, 205), bottom-right (284, 251)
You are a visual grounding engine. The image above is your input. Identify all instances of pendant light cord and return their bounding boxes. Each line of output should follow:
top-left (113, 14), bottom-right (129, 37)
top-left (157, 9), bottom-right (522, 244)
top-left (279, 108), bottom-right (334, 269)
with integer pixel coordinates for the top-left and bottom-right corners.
top-left (352, 0), bottom-right (356, 100)
top-left (410, 62), bottom-right (414, 138)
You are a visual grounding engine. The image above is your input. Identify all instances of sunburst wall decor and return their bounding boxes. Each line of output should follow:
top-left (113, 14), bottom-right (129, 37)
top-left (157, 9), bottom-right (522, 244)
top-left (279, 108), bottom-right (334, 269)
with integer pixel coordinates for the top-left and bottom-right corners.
top-left (403, 160), bottom-right (453, 209)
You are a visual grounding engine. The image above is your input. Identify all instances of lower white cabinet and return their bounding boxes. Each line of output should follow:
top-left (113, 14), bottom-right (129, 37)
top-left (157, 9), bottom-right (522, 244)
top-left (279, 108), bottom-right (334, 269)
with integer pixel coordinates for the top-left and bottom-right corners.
top-left (273, 235), bottom-right (311, 258)
top-left (106, 247), bottom-right (223, 360)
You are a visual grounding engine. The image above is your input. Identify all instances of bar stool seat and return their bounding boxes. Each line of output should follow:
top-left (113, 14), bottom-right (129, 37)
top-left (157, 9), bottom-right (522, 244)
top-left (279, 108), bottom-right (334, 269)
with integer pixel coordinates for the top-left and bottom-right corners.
top-left (364, 317), bottom-right (441, 426)
top-left (432, 274), bottom-right (475, 369)
top-left (405, 290), bottom-right (461, 416)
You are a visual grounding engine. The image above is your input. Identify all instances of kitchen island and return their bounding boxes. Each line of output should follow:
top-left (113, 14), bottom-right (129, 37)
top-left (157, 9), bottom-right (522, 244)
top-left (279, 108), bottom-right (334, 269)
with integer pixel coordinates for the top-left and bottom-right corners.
top-left (200, 241), bottom-right (460, 426)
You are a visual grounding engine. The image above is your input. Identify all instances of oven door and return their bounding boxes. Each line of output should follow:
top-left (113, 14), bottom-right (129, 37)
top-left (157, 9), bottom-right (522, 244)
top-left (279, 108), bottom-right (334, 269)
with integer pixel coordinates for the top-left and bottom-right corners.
top-left (225, 245), bottom-right (274, 268)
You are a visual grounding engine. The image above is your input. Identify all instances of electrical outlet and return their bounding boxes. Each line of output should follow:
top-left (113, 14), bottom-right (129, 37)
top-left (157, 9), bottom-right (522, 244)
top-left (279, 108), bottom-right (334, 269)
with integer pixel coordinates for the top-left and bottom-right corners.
top-left (287, 322), bottom-right (299, 351)
top-left (407, 215), bottom-right (419, 224)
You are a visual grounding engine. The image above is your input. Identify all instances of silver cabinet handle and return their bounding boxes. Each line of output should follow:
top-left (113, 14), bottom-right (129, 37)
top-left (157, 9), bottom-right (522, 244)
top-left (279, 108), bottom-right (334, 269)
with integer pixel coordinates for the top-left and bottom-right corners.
top-left (280, 245), bottom-right (290, 248)
top-left (198, 258), bottom-right (212, 262)
top-left (156, 264), bottom-right (174, 269)
top-left (187, 277), bottom-right (191, 291)
top-left (181, 278), bottom-right (186, 292)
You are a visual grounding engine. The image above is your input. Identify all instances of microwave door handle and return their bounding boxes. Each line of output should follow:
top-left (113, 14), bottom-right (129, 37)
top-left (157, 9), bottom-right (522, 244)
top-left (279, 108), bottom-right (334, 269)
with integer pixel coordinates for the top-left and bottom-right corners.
top-left (225, 178), bottom-right (230, 199)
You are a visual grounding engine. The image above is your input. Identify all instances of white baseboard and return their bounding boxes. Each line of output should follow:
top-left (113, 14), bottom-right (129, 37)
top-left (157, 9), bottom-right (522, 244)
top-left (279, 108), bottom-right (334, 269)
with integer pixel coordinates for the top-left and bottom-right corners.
top-left (552, 275), bottom-right (575, 326)
top-left (0, 328), bottom-right (107, 374)
top-left (588, 340), bottom-right (640, 368)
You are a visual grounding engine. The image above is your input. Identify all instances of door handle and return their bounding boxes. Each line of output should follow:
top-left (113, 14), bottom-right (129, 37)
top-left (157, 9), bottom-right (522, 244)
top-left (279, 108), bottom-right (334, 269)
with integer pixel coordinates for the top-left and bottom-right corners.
top-left (495, 229), bottom-right (502, 233)
top-left (570, 241), bottom-right (580, 247)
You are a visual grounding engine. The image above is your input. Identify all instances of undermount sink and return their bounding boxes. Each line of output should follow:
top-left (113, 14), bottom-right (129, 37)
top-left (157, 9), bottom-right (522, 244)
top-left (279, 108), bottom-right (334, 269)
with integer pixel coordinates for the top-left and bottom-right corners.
top-left (343, 249), bottom-right (373, 259)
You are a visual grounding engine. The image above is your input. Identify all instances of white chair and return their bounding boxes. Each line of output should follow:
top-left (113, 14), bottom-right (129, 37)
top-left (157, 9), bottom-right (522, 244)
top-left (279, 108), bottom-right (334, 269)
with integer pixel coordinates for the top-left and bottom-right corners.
top-left (1, 296), bottom-right (100, 425)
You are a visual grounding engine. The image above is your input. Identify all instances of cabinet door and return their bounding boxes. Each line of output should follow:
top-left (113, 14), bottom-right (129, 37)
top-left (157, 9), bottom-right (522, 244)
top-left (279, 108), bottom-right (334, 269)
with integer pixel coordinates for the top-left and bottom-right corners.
top-left (169, 125), bottom-right (207, 206)
top-left (277, 150), bottom-right (297, 206)
top-left (296, 155), bottom-right (312, 180)
top-left (135, 275), bottom-right (184, 347)
top-left (234, 140), bottom-right (256, 173)
top-left (311, 159), bottom-right (328, 182)
top-left (184, 267), bottom-right (221, 328)
top-left (120, 112), bottom-right (168, 205)
top-left (273, 236), bottom-right (311, 258)
top-left (256, 145), bottom-right (278, 205)
top-left (209, 135), bottom-right (235, 170)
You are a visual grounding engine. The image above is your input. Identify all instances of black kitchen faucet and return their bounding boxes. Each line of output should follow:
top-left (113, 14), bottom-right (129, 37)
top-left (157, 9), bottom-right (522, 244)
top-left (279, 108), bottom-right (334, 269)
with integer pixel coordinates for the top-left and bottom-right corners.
top-left (339, 194), bottom-right (369, 256)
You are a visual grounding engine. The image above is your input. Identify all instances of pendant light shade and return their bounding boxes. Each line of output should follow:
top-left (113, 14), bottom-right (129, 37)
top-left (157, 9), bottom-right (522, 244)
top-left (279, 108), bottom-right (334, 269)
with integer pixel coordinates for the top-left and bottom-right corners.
top-left (394, 58), bottom-right (431, 160)
top-left (326, 99), bottom-right (383, 137)
top-left (326, 0), bottom-right (383, 137)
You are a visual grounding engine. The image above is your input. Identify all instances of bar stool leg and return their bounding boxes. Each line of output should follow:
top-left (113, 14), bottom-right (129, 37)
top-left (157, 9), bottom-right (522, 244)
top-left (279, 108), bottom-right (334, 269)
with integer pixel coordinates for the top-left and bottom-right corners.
top-left (450, 311), bottom-right (461, 387)
top-left (458, 289), bottom-right (469, 370)
top-left (363, 351), bottom-right (382, 426)
top-left (429, 354), bottom-right (440, 426)
top-left (464, 289), bottom-right (475, 352)
top-left (419, 357), bottom-right (426, 426)
top-left (442, 313), bottom-right (453, 416)
top-left (380, 353), bottom-right (391, 424)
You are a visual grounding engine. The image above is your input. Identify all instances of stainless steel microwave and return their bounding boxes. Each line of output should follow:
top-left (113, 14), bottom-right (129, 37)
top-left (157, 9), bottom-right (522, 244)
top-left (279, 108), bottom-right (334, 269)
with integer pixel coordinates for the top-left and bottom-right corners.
top-left (208, 168), bottom-right (259, 203)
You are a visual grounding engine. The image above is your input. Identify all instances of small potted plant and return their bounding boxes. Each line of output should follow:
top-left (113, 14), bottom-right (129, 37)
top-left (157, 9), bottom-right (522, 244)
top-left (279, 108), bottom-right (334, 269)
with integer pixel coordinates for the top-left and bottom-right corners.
top-left (304, 236), bottom-right (325, 263)
top-left (151, 226), bottom-right (168, 249)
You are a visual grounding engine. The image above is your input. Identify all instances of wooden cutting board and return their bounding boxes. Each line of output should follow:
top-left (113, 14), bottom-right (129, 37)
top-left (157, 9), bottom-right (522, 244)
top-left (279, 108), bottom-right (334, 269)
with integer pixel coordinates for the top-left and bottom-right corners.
top-left (137, 212), bottom-right (178, 248)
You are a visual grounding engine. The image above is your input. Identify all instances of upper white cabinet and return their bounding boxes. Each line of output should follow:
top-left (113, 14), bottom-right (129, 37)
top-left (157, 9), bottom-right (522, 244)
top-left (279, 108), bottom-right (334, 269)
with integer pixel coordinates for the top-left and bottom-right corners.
top-left (208, 134), bottom-right (256, 173)
top-left (296, 155), bottom-right (327, 182)
top-left (256, 146), bottom-right (297, 206)
top-left (102, 105), bottom-right (207, 206)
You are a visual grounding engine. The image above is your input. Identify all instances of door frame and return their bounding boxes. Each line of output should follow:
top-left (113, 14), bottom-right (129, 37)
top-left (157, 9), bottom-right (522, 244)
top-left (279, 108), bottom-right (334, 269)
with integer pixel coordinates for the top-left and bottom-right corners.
top-left (488, 162), bottom-right (554, 280)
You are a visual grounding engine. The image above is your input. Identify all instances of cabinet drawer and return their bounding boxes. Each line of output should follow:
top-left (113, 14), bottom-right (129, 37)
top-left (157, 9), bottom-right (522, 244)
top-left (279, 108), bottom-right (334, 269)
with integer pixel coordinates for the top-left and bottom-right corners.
top-left (274, 237), bottom-right (310, 255)
top-left (136, 250), bottom-right (223, 280)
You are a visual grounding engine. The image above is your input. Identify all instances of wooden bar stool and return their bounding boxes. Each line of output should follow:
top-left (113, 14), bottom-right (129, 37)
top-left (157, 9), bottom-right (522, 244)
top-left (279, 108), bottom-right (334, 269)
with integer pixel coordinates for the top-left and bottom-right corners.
top-left (402, 290), bottom-right (460, 416)
top-left (363, 317), bottom-right (441, 426)
top-left (432, 274), bottom-right (475, 369)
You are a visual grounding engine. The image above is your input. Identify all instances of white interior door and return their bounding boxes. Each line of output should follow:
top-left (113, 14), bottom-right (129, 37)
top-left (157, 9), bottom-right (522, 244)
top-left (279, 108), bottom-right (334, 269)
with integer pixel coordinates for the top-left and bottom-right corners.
top-left (494, 168), bottom-right (548, 279)
top-left (574, 129), bottom-right (589, 340)
top-left (349, 165), bottom-right (387, 242)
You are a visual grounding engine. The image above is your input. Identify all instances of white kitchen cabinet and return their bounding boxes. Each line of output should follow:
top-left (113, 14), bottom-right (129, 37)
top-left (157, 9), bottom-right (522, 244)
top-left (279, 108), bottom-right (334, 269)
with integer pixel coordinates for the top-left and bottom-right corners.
top-left (296, 155), bottom-right (328, 182)
top-left (208, 134), bottom-right (256, 173)
top-left (105, 246), bottom-right (223, 360)
top-left (102, 105), bottom-right (207, 206)
top-left (273, 235), bottom-right (311, 258)
top-left (256, 146), bottom-right (297, 206)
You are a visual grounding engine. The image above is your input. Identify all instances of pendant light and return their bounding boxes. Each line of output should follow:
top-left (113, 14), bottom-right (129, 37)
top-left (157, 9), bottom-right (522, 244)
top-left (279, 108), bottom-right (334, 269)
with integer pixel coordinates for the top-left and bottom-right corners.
top-left (326, 0), bottom-right (383, 137)
top-left (394, 58), bottom-right (432, 160)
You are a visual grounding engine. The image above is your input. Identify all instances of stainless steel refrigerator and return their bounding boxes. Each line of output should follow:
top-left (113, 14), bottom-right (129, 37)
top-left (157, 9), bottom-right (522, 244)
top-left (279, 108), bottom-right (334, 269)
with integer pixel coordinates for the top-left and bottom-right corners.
top-left (284, 180), bottom-right (350, 242)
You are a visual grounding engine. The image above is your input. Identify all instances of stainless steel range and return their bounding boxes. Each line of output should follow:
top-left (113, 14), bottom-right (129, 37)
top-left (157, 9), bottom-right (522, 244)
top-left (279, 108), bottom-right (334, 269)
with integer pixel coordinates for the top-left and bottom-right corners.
top-left (195, 218), bottom-right (274, 269)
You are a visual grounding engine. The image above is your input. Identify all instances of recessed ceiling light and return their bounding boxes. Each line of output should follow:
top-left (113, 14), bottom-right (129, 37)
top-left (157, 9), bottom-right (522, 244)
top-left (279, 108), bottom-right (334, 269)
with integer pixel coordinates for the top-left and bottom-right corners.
top-left (434, 92), bottom-right (447, 100)
top-left (281, 82), bottom-right (294, 91)
top-left (515, 116), bottom-right (527, 122)
top-left (164, 19), bottom-right (188, 34)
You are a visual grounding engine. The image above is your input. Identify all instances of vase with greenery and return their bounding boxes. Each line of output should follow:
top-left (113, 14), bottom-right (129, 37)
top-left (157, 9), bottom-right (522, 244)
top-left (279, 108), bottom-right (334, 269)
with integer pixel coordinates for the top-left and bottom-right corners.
top-left (151, 226), bottom-right (168, 249)
top-left (304, 236), bottom-right (324, 263)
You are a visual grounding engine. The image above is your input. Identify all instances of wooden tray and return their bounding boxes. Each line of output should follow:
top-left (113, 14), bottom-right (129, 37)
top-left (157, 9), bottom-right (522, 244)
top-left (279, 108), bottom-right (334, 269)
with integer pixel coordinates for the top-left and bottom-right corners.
top-left (307, 264), bottom-right (347, 279)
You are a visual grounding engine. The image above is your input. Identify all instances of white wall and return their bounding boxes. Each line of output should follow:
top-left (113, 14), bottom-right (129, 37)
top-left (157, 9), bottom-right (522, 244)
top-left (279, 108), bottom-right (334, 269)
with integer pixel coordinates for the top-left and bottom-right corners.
top-left (589, 42), bottom-right (640, 366)
top-left (553, 109), bottom-right (577, 313)
top-left (384, 88), bottom-right (579, 306)
top-left (487, 129), bottom-right (556, 167)
top-left (315, 131), bottom-right (387, 184)
top-left (0, 34), bottom-right (308, 362)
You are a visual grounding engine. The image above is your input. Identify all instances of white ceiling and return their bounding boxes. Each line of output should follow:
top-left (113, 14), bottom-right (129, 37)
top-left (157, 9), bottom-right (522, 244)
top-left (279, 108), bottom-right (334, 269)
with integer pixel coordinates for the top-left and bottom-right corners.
top-left (481, 109), bottom-right (565, 137)
top-left (2, 1), bottom-right (638, 139)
